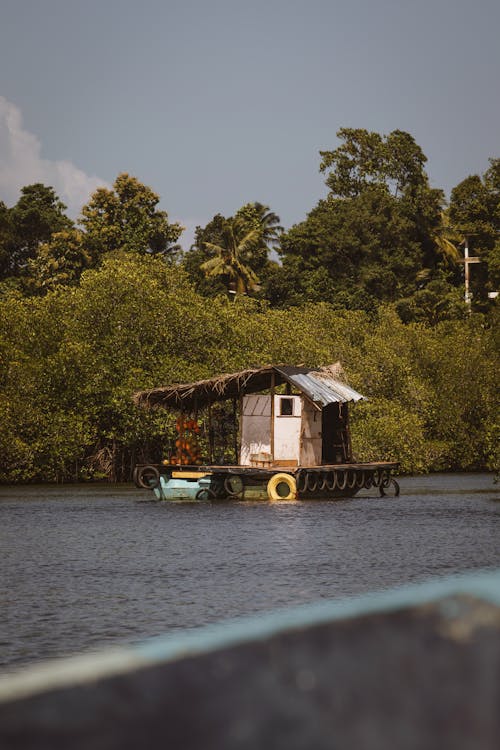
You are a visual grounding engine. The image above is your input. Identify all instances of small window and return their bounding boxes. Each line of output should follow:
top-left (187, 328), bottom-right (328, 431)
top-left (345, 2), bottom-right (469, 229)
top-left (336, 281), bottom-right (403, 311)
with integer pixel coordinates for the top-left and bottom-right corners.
top-left (279, 397), bottom-right (294, 416)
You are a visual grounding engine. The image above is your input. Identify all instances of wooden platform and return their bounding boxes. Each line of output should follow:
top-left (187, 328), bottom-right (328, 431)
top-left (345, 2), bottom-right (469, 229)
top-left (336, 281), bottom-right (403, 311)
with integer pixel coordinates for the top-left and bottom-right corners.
top-left (133, 462), bottom-right (400, 501)
top-left (169, 461), bottom-right (399, 474)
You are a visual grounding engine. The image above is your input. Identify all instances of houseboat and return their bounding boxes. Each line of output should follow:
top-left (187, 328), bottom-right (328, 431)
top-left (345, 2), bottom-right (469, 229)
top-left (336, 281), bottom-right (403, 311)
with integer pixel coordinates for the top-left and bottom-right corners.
top-left (133, 364), bottom-right (399, 501)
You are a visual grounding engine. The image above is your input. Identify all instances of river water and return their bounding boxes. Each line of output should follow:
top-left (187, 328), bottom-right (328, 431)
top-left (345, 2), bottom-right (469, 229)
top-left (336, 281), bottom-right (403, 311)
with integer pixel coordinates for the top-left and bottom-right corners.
top-left (1, 473), bottom-right (498, 672)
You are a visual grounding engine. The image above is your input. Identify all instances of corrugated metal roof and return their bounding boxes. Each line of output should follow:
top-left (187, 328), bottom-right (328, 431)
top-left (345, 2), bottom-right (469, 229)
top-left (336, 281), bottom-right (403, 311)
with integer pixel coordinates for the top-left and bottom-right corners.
top-left (276, 367), bottom-right (365, 407)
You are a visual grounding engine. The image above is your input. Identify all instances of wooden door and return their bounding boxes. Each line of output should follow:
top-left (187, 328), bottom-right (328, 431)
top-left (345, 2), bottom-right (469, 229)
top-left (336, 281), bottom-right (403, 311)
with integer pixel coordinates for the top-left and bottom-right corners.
top-left (300, 398), bottom-right (322, 466)
top-left (240, 395), bottom-right (271, 465)
top-left (273, 395), bottom-right (301, 464)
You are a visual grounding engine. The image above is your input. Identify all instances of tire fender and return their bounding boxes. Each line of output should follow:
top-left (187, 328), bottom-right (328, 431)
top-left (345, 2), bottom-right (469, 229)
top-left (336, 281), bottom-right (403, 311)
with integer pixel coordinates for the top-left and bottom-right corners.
top-left (267, 473), bottom-right (297, 501)
top-left (224, 474), bottom-right (244, 497)
top-left (306, 471), bottom-right (318, 492)
top-left (318, 472), bottom-right (328, 492)
top-left (136, 465), bottom-right (160, 490)
top-left (326, 471), bottom-right (336, 491)
top-left (296, 468), bottom-right (308, 493)
top-left (347, 469), bottom-right (357, 489)
top-left (336, 469), bottom-right (348, 491)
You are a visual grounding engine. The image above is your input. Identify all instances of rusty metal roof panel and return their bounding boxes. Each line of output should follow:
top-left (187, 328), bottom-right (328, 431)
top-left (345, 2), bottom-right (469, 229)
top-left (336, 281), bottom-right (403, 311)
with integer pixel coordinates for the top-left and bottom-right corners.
top-left (276, 367), bottom-right (366, 406)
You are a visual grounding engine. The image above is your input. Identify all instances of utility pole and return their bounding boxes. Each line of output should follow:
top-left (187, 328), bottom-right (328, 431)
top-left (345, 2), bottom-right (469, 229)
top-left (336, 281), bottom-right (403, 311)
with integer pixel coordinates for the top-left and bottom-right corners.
top-left (460, 237), bottom-right (481, 311)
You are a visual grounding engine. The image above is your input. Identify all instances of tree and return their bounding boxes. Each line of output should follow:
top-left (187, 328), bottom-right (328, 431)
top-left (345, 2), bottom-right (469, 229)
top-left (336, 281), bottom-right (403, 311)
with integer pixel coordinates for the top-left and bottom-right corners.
top-left (320, 129), bottom-right (444, 269)
top-left (395, 279), bottom-right (467, 325)
top-left (276, 129), bottom-right (445, 311)
top-left (184, 202), bottom-right (282, 296)
top-left (234, 202), bottom-right (282, 273)
top-left (277, 186), bottom-right (428, 309)
top-left (319, 128), bottom-right (428, 198)
top-left (1, 261), bottom-right (498, 481)
top-left (431, 211), bottom-right (462, 266)
top-left (449, 158), bottom-right (500, 304)
top-left (25, 229), bottom-right (92, 293)
top-left (0, 184), bottom-right (73, 279)
top-left (0, 201), bottom-right (14, 280)
top-left (182, 214), bottom-right (229, 296)
top-left (201, 217), bottom-right (261, 294)
top-left (79, 173), bottom-right (183, 258)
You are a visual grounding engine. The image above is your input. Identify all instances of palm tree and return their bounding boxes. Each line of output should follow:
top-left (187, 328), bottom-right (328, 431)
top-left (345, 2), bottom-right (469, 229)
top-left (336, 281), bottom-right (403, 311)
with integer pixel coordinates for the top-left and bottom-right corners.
top-left (433, 210), bottom-right (462, 265)
top-left (247, 202), bottom-right (283, 248)
top-left (201, 217), bottom-right (261, 295)
top-left (418, 210), bottom-right (463, 285)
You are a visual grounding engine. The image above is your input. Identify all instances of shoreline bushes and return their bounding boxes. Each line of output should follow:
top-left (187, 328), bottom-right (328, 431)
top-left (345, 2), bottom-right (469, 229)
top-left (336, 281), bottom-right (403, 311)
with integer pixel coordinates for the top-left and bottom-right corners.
top-left (0, 255), bottom-right (497, 482)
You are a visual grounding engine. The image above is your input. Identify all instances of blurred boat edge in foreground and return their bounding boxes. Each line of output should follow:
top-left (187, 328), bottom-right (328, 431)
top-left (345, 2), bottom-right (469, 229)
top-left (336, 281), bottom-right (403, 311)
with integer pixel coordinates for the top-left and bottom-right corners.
top-left (1, 569), bottom-right (499, 749)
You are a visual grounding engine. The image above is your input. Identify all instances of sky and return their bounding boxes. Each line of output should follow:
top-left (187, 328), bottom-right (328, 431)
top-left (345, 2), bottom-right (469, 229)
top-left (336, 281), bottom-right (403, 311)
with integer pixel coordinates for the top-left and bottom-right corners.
top-left (0, 0), bottom-right (499, 249)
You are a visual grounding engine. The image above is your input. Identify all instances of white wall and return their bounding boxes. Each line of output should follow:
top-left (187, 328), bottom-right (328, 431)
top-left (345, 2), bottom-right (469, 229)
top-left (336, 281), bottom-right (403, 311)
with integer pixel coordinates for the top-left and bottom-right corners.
top-left (240, 395), bottom-right (271, 465)
top-left (240, 393), bottom-right (322, 466)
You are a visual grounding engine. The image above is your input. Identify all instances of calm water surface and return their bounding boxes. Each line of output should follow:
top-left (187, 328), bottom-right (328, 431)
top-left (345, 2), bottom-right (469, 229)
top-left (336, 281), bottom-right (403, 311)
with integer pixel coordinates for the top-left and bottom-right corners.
top-left (1, 474), bottom-right (498, 671)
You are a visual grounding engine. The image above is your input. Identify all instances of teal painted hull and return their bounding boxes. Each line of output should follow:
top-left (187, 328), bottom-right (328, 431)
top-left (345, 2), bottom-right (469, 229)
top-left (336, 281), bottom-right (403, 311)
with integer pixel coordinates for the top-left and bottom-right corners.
top-left (153, 474), bottom-right (270, 502)
top-left (153, 475), bottom-right (205, 501)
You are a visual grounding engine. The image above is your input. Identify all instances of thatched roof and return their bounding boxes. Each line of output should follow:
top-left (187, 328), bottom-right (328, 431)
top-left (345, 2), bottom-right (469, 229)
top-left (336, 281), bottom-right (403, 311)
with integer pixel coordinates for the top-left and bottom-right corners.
top-left (133, 364), bottom-right (365, 412)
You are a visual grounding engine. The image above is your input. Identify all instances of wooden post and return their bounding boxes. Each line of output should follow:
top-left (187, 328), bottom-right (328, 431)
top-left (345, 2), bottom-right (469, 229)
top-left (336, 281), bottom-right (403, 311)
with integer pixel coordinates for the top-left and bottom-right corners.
top-left (208, 402), bottom-right (214, 464)
top-left (232, 398), bottom-right (239, 465)
top-left (238, 394), bottom-right (244, 465)
top-left (270, 372), bottom-right (275, 462)
top-left (180, 411), bottom-right (184, 465)
top-left (299, 396), bottom-right (305, 467)
top-left (345, 404), bottom-right (353, 462)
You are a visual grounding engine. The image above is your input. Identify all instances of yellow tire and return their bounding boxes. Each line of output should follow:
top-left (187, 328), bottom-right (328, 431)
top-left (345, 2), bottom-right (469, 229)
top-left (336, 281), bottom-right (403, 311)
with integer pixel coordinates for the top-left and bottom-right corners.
top-left (267, 473), bottom-right (297, 501)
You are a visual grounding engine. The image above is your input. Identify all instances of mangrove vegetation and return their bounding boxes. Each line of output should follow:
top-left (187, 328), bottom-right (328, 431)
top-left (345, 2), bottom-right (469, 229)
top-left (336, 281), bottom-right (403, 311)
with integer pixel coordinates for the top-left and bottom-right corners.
top-left (0, 129), bottom-right (498, 482)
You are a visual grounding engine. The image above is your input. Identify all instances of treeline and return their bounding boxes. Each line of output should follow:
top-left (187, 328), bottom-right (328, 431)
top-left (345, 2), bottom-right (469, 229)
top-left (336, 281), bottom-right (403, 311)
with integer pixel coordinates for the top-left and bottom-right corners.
top-left (0, 129), bottom-right (498, 481)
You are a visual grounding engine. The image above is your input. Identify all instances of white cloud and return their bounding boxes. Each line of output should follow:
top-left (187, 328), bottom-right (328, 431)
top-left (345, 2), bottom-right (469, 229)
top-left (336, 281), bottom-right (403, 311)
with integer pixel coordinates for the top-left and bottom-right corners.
top-left (0, 96), bottom-right (108, 216)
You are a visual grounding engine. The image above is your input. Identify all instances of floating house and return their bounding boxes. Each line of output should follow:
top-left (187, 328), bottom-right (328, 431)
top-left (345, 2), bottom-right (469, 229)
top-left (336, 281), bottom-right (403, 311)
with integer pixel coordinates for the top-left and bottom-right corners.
top-left (133, 364), bottom-right (399, 501)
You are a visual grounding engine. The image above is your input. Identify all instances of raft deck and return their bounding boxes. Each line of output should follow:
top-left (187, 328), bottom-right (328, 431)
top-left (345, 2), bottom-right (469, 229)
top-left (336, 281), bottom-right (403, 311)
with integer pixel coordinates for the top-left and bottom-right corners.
top-left (134, 461), bottom-right (400, 501)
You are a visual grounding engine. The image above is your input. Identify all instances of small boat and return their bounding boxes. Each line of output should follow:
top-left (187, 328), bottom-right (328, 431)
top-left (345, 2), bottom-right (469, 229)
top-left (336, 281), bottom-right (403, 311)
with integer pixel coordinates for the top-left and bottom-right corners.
top-left (133, 364), bottom-right (399, 501)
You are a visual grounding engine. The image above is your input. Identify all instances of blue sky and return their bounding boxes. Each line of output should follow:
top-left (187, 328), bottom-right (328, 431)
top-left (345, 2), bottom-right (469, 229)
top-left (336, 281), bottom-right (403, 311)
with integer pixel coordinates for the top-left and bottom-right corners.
top-left (1, 0), bottom-right (499, 248)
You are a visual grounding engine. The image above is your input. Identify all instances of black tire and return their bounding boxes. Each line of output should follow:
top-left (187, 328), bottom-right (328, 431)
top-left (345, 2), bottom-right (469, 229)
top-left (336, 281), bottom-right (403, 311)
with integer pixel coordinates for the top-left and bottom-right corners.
top-left (356, 470), bottom-right (365, 489)
top-left (336, 470), bottom-right (347, 490)
top-left (318, 472), bottom-right (328, 492)
top-left (347, 469), bottom-right (357, 490)
top-left (326, 471), bottom-right (336, 491)
top-left (378, 470), bottom-right (390, 495)
top-left (224, 474), bottom-right (244, 497)
top-left (196, 487), bottom-right (217, 501)
top-left (296, 469), bottom-right (308, 493)
top-left (306, 471), bottom-right (318, 492)
top-left (380, 474), bottom-right (400, 497)
top-left (136, 465), bottom-right (160, 490)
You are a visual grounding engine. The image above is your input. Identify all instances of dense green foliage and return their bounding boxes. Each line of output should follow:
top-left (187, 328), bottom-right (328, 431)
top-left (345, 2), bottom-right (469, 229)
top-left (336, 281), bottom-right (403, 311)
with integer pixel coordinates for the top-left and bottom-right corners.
top-left (0, 174), bottom-right (182, 294)
top-left (449, 158), bottom-right (500, 307)
top-left (80, 173), bottom-right (183, 258)
top-left (0, 131), bottom-right (498, 482)
top-left (0, 184), bottom-right (73, 280)
top-left (0, 254), bottom-right (497, 481)
top-left (274, 129), bottom-right (457, 313)
top-left (182, 202), bottom-right (282, 296)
